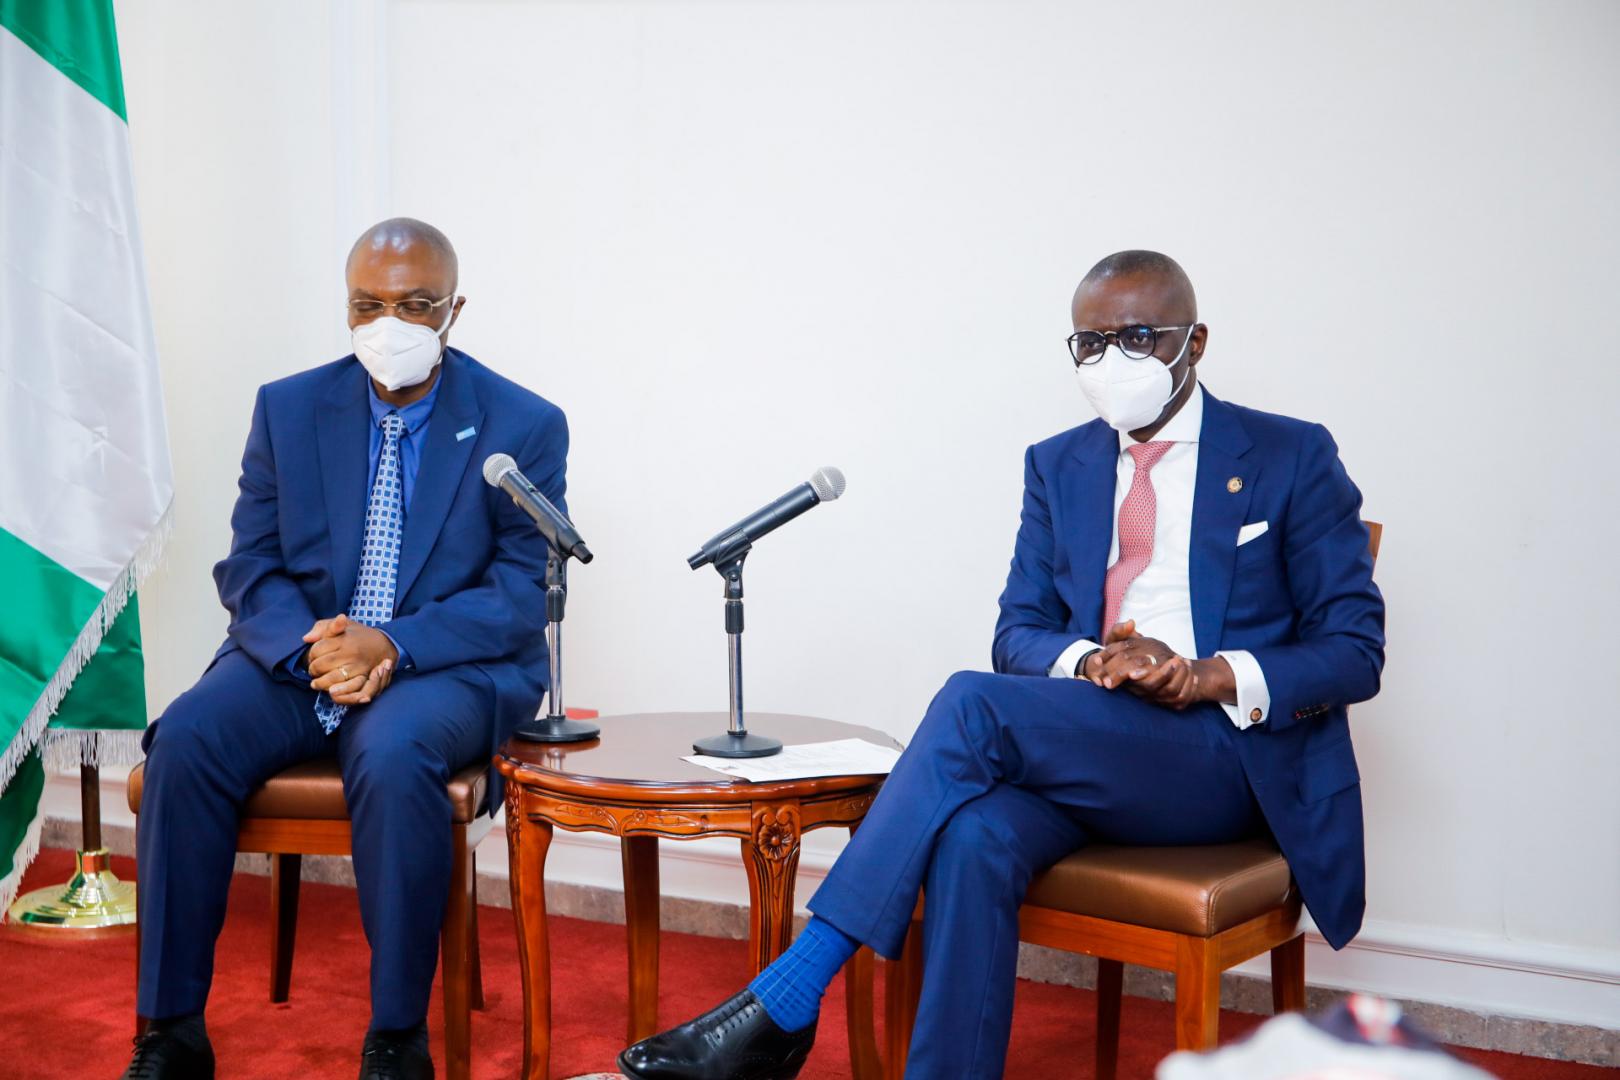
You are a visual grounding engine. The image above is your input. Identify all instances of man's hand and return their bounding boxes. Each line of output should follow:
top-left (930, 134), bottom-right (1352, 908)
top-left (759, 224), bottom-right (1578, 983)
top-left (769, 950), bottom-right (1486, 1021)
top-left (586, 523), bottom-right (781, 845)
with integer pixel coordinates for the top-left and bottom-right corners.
top-left (1086, 621), bottom-right (1199, 710)
top-left (1079, 620), bottom-right (1139, 684)
top-left (304, 614), bottom-right (400, 701)
top-left (1084, 620), bottom-right (1240, 711)
top-left (331, 657), bottom-right (395, 706)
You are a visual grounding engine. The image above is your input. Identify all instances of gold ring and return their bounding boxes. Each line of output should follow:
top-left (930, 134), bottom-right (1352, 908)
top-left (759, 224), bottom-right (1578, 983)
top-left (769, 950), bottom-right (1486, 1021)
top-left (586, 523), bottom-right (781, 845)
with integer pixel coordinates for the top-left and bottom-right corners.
top-left (341, 666), bottom-right (351, 679)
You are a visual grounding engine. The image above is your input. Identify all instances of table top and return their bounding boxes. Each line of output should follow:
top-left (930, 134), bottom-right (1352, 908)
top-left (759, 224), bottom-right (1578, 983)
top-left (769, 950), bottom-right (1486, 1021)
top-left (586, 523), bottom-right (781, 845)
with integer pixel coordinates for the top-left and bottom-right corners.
top-left (498, 712), bottom-right (901, 800)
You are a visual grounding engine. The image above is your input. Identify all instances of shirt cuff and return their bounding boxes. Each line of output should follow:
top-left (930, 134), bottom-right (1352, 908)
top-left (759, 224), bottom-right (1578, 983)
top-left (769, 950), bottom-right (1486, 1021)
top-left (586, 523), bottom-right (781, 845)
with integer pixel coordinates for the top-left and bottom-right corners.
top-left (283, 645), bottom-right (312, 684)
top-left (1050, 639), bottom-right (1102, 679)
top-left (381, 630), bottom-right (412, 671)
top-left (1216, 649), bottom-right (1270, 729)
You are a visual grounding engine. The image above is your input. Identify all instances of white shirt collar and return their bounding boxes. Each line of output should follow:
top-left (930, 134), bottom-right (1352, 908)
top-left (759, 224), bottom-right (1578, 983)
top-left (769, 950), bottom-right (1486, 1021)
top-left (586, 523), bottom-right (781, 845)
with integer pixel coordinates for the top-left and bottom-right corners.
top-left (1117, 380), bottom-right (1205, 452)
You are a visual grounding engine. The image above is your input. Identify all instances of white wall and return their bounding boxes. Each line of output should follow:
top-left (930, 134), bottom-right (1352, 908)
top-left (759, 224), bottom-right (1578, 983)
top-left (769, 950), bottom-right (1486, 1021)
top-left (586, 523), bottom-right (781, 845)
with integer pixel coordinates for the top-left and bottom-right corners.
top-left (110, 0), bottom-right (1620, 1027)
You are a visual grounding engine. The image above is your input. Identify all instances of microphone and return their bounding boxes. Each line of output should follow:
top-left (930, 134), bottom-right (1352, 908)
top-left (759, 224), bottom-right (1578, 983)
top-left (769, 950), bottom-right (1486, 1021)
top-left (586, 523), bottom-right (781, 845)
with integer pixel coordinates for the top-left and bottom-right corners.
top-left (688, 467), bottom-right (846, 570)
top-left (482, 453), bottom-right (593, 563)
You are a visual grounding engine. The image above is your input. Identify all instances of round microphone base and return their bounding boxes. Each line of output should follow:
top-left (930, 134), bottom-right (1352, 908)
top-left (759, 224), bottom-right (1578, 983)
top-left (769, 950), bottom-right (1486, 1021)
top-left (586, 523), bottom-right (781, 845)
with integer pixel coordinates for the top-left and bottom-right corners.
top-left (692, 731), bottom-right (783, 758)
top-left (513, 715), bottom-right (601, 744)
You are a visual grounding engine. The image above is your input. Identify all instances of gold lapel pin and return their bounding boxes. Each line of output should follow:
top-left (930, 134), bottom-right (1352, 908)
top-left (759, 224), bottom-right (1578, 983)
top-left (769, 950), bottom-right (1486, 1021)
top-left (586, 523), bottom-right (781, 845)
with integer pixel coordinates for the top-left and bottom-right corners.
top-left (1227, 476), bottom-right (1244, 493)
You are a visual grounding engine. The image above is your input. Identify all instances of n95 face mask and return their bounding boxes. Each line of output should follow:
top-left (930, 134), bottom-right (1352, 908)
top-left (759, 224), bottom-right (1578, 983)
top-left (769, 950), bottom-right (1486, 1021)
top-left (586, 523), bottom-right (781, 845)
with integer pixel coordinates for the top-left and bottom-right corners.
top-left (352, 303), bottom-right (455, 391)
top-left (1075, 328), bottom-right (1194, 432)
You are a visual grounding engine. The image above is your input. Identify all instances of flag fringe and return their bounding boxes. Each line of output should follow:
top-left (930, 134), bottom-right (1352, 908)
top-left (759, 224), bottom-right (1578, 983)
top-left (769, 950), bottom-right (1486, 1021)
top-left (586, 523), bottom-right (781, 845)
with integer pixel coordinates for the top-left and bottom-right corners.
top-left (42, 728), bottom-right (146, 773)
top-left (0, 501), bottom-right (173, 794)
top-left (0, 786), bottom-right (46, 917)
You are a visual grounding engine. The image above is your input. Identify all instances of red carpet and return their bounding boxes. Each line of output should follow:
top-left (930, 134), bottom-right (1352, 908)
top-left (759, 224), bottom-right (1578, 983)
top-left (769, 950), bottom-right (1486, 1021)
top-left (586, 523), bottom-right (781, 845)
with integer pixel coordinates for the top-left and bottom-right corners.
top-left (0, 848), bottom-right (1607, 1078)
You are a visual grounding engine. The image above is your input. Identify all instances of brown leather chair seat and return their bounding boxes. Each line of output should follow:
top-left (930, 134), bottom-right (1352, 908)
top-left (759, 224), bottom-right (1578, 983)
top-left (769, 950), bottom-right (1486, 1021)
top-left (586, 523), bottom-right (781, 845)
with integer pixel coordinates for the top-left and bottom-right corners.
top-left (1023, 837), bottom-right (1294, 938)
top-left (127, 758), bottom-right (489, 824)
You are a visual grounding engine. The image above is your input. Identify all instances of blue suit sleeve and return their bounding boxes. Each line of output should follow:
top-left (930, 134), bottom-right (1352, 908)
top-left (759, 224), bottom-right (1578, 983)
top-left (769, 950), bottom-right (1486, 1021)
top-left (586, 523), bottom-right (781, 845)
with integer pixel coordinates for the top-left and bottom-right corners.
top-left (212, 386), bottom-right (322, 676)
top-left (1247, 425), bottom-right (1385, 730)
top-left (379, 408), bottom-right (565, 675)
top-left (992, 445), bottom-right (1085, 676)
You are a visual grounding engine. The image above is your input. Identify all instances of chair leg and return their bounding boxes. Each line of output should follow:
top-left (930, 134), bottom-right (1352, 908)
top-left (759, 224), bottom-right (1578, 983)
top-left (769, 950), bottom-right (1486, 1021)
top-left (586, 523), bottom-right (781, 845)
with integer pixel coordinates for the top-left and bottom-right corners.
top-left (1174, 937), bottom-right (1221, 1051)
top-left (1095, 958), bottom-right (1124, 1080)
top-left (443, 825), bottom-right (475, 1080)
top-left (883, 916), bottom-right (924, 1080)
top-left (468, 850), bottom-right (485, 1011)
top-left (1270, 933), bottom-right (1306, 1013)
top-left (270, 853), bottom-right (302, 1003)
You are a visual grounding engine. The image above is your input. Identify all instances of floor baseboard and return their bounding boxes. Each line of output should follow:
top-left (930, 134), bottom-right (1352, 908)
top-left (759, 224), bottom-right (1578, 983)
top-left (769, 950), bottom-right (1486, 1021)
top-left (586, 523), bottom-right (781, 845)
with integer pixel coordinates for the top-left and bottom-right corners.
top-left (53, 815), bottom-right (1616, 1068)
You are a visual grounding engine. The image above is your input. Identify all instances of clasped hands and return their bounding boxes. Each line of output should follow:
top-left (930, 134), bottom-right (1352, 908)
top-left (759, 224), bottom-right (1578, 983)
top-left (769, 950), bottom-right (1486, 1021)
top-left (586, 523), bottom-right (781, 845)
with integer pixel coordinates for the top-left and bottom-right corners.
top-left (1077, 620), bottom-right (1233, 710)
top-left (301, 614), bottom-right (399, 706)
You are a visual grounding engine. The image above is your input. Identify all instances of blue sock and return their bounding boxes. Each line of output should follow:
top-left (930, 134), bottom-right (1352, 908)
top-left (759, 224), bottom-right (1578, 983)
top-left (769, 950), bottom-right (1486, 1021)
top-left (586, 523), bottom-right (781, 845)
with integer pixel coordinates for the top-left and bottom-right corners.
top-left (748, 916), bottom-right (859, 1033)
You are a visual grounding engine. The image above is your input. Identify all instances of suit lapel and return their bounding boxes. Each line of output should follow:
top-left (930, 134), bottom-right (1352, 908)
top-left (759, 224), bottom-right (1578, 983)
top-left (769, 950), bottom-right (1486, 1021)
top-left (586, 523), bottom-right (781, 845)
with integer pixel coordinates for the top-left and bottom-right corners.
top-left (316, 361), bottom-right (371, 611)
top-left (394, 352), bottom-right (484, 605)
top-left (1062, 420), bottom-right (1120, 639)
top-left (1189, 391), bottom-right (1255, 658)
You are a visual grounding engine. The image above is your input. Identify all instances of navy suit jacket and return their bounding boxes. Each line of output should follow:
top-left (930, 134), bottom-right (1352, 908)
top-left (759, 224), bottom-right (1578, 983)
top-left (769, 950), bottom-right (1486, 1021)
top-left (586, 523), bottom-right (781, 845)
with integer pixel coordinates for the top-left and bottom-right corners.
top-left (992, 389), bottom-right (1384, 949)
top-left (211, 347), bottom-right (566, 762)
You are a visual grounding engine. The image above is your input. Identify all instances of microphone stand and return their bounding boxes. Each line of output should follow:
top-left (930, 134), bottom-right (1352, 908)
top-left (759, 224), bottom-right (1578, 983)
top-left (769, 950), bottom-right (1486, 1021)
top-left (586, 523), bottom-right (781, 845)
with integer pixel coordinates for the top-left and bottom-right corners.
top-left (513, 547), bottom-right (600, 743)
top-left (692, 540), bottom-right (783, 758)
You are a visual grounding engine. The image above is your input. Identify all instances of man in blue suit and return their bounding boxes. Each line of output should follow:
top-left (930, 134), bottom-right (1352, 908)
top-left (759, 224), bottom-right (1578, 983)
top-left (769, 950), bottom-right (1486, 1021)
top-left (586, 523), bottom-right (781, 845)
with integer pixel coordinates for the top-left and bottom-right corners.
top-left (620, 250), bottom-right (1384, 1080)
top-left (122, 219), bottom-right (567, 1080)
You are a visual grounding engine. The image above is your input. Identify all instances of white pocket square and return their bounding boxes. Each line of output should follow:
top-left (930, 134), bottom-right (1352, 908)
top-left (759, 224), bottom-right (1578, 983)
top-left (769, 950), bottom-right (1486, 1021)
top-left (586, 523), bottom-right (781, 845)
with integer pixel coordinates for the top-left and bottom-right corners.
top-left (1237, 521), bottom-right (1270, 546)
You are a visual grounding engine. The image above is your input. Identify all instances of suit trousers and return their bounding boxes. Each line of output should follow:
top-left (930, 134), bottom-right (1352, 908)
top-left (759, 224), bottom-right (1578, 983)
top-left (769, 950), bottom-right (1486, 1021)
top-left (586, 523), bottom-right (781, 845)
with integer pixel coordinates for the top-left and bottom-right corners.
top-left (808, 671), bottom-right (1263, 1080)
top-left (135, 650), bottom-right (494, 1029)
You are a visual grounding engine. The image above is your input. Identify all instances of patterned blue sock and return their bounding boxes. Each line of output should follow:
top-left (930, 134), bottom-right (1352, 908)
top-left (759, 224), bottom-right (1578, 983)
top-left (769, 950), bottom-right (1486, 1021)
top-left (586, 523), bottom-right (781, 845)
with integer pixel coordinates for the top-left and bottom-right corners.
top-left (747, 916), bottom-right (859, 1033)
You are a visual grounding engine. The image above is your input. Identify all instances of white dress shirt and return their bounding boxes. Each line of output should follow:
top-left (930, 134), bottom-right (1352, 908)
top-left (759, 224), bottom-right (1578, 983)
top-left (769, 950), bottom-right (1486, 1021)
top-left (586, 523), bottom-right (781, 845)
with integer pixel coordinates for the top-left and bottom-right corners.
top-left (1048, 385), bottom-right (1271, 729)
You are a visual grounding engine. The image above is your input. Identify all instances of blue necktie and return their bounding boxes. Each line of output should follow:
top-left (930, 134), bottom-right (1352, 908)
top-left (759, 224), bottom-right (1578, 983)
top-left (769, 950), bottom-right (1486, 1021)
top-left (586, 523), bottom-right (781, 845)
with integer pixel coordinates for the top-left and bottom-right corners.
top-left (315, 411), bottom-right (406, 733)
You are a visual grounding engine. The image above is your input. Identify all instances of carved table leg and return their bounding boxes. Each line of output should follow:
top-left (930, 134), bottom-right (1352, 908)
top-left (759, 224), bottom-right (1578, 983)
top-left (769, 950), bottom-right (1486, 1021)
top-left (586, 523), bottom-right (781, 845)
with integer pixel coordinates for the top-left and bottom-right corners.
top-left (506, 786), bottom-right (555, 1080)
top-left (843, 821), bottom-right (882, 1080)
top-left (742, 802), bottom-right (803, 972)
top-left (622, 835), bottom-right (662, 1043)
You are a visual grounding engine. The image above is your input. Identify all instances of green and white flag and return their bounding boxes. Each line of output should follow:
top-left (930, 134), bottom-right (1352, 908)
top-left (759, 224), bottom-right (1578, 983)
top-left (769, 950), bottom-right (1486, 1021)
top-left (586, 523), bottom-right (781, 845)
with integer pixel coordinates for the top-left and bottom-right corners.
top-left (0, 0), bottom-right (172, 910)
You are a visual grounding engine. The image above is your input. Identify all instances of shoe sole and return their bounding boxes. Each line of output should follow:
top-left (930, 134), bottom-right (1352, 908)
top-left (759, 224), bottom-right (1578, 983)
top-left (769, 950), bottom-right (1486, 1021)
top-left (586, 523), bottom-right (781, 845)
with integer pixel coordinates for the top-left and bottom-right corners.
top-left (614, 1050), bottom-right (803, 1080)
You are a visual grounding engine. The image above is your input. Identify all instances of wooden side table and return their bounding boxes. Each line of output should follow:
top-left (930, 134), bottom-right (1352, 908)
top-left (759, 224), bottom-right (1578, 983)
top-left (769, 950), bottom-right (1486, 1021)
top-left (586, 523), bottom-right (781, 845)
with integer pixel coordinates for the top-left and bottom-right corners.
top-left (498, 712), bottom-right (898, 1080)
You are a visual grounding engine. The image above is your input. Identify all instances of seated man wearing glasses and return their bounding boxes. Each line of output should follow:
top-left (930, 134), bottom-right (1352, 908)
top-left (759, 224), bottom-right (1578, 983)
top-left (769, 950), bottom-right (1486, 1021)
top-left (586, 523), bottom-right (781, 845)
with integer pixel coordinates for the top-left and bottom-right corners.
top-left (124, 219), bottom-right (567, 1080)
top-left (619, 250), bottom-right (1384, 1080)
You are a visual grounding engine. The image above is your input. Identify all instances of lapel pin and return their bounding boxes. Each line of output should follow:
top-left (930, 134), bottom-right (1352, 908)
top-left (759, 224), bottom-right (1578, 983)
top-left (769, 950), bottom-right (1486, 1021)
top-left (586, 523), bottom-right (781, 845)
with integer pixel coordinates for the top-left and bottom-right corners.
top-left (1227, 476), bottom-right (1244, 493)
top-left (456, 426), bottom-right (476, 442)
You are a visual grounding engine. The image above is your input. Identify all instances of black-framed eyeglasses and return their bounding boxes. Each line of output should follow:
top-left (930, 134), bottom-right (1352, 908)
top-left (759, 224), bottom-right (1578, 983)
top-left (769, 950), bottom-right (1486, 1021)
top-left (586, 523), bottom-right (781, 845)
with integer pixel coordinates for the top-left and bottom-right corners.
top-left (1067, 324), bottom-right (1194, 366)
top-left (347, 294), bottom-right (456, 321)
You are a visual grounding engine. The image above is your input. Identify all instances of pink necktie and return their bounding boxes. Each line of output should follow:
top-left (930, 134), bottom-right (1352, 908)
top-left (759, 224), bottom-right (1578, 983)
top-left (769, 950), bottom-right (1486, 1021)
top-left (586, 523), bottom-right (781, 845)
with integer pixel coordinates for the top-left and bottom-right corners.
top-left (1101, 440), bottom-right (1175, 637)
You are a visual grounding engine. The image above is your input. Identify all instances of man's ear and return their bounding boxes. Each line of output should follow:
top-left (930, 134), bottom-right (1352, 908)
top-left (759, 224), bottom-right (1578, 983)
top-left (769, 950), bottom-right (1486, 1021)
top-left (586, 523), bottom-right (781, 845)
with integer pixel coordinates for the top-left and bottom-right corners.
top-left (445, 296), bottom-right (466, 336)
top-left (1187, 323), bottom-right (1208, 367)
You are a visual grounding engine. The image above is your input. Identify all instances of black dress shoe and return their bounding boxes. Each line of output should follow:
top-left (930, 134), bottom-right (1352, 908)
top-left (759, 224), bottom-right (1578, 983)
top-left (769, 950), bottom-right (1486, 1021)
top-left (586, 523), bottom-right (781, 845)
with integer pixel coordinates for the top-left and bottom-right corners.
top-left (617, 989), bottom-right (817, 1080)
top-left (119, 1025), bottom-right (215, 1079)
top-left (357, 1028), bottom-right (434, 1080)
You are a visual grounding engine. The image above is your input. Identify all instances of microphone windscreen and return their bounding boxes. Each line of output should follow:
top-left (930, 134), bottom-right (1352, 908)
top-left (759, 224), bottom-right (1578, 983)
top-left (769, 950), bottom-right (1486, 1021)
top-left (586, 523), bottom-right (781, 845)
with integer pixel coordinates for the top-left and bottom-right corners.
top-left (482, 453), bottom-right (518, 488)
top-left (810, 466), bottom-right (846, 502)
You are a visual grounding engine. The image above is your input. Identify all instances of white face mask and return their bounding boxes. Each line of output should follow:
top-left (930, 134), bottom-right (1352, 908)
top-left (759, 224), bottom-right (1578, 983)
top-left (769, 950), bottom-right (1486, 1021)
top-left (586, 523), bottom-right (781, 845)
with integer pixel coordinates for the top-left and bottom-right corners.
top-left (1074, 326), bottom-right (1195, 433)
top-left (352, 301), bottom-right (456, 391)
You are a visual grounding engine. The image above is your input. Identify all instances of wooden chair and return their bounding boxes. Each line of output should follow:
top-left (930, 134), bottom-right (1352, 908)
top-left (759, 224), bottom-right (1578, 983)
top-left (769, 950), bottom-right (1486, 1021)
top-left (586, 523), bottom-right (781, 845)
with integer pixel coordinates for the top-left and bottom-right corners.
top-left (885, 523), bottom-right (1383, 1078)
top-left (126, 707), bottom-right (597, 1080)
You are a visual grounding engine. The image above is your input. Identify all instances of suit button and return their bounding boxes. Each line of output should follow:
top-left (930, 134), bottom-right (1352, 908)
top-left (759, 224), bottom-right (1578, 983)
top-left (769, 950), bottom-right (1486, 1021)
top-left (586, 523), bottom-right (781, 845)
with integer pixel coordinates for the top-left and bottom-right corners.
top-left (1250, 708), bottom-right (1263, 722)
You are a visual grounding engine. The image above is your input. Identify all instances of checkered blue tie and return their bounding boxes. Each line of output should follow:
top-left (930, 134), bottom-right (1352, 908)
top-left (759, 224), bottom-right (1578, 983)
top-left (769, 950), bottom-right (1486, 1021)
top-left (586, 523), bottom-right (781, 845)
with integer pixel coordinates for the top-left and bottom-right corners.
top-left (314, 412), bottom-right (406, 733)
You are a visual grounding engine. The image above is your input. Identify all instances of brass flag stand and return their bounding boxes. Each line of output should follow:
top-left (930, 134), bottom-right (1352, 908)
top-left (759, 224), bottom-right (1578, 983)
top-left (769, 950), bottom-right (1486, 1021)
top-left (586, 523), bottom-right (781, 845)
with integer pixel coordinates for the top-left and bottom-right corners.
top-left (8, 762), bottom-right (137, 930)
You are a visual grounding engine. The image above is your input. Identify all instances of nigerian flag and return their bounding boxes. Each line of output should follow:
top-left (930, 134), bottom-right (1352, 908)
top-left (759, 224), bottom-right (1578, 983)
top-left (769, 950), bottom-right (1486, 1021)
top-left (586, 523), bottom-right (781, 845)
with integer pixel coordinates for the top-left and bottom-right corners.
top-left (0, 0), bottom-right (172, 911)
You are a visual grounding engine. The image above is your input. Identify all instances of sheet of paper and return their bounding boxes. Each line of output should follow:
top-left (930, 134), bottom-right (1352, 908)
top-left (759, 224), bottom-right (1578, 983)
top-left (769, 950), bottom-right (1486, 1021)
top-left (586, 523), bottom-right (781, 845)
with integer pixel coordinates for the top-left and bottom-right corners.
top-left (685, 738), bottom-right (902, 782)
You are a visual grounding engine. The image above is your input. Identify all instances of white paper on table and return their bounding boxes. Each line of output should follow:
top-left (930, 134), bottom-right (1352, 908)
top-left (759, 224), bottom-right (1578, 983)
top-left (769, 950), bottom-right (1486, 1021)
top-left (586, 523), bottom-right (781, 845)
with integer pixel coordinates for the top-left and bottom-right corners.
top-left (684, 738), bottom-right (902, 782)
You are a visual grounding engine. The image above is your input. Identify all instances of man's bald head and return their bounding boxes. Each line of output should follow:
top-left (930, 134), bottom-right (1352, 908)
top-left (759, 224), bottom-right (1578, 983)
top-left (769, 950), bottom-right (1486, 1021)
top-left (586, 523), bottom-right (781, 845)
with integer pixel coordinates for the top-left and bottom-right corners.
top-left (346, 217), bottom-right (458, 286)
top-left (1073, 250), bottom-right (1197, 325)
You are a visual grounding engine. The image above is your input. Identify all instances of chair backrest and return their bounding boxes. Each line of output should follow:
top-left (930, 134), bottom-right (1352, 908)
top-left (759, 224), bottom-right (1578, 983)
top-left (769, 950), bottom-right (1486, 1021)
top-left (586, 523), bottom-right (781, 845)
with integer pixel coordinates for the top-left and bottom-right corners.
top-left (1365, 520), bottom-right (1382, 565)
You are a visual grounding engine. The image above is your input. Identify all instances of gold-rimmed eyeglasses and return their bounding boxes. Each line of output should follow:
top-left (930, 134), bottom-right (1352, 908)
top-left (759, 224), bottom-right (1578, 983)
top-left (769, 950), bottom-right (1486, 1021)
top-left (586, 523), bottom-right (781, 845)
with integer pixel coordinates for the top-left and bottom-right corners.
top-left (347, 294), bottom-right (456, 321)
